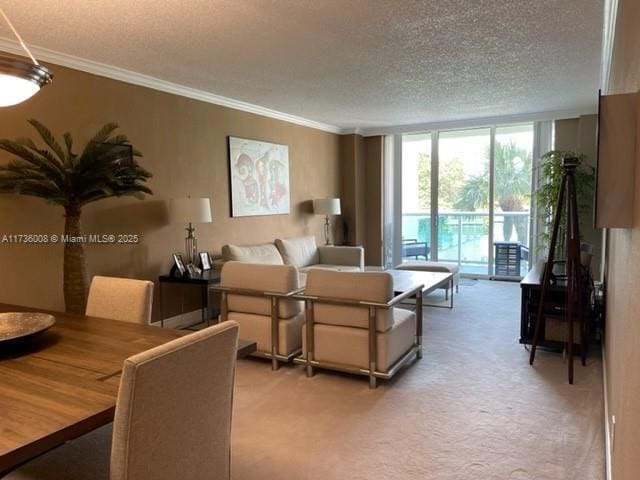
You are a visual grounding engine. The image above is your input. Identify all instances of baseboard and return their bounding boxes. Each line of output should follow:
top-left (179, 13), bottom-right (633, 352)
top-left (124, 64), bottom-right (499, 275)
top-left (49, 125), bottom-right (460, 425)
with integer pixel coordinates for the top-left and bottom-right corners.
top-left (602, 344), bottom-right (613, 480)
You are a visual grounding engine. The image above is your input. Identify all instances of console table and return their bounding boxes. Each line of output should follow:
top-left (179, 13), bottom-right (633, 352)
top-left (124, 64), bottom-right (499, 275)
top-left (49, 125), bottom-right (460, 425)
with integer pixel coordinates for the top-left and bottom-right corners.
top-left (158, 270), bottom-right (220, 328)
top-left (520, 262), bottom-right (592, 349)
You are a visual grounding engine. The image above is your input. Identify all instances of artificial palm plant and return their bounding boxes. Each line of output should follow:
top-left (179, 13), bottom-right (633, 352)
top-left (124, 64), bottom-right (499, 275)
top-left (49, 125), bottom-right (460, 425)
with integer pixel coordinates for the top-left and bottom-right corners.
top-left (0, 120), bottom-right (152, 313)
top-left (534, 150), bottom-right (594, 258)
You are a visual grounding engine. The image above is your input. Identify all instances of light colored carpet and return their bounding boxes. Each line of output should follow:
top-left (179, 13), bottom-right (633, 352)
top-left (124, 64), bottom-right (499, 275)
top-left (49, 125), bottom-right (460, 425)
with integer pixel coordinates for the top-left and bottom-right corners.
top-left (231, 280), bottom-right (604, 480)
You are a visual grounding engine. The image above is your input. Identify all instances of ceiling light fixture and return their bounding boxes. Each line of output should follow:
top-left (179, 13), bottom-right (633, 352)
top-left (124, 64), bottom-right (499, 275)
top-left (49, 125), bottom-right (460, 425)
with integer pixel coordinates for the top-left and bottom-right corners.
top-left (0, 7), bottom-right (52, 107)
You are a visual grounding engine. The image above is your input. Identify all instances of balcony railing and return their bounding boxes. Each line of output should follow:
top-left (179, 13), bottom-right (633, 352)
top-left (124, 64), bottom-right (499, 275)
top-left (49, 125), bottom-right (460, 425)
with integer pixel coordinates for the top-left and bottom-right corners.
top-left (402, 211), bottom-right (530, 275)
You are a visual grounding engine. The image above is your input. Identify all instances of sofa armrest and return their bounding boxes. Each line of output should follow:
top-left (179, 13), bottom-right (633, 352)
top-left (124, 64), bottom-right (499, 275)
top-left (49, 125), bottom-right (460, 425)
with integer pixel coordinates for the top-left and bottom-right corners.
top-left (317, 246), bottom-right (364, 270)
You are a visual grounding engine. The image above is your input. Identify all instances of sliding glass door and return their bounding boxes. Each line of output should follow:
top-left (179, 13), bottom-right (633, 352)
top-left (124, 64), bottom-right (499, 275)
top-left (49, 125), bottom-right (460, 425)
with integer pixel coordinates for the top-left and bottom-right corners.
top-left (492, 125), bottom-right (533, 275)
top-left (401, 134), bottom-right (432, 260)
top-left (438, 128), bottom-right (491, 274)
top-left (400, 123), bottom-right (534, 276)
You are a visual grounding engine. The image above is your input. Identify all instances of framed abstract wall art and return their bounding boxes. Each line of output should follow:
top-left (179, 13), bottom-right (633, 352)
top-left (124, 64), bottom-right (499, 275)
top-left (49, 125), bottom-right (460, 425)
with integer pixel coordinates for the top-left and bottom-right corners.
top-left (227, 136), bottom-right (290, 217)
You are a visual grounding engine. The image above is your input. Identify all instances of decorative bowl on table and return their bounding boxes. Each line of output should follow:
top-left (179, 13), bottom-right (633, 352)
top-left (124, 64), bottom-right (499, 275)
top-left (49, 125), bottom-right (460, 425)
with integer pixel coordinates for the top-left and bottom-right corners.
top-left (0, 312), bottom-right (56, 344)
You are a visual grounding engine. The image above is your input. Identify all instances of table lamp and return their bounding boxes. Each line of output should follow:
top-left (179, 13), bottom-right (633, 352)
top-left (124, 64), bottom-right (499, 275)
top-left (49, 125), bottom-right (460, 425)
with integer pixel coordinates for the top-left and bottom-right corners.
top-left (169, 197), bottom-right (212, 266)
top-left (313, 198), bottom-right (341, 245)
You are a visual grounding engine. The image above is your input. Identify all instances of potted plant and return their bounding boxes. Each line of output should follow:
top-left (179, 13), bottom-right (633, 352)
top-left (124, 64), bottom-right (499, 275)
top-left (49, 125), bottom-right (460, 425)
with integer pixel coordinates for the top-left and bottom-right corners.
top-left (0, 120), bottom-right (152, 313)
top-left (534, 150), bottom-right (594, 261)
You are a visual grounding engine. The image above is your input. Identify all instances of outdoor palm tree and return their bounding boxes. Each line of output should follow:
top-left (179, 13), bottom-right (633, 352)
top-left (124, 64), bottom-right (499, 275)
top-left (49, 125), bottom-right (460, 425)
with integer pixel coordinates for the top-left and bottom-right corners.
top-left (0, 120), bottom-right (152, 313)
top-left (455, 140), bottom-right (532, 242)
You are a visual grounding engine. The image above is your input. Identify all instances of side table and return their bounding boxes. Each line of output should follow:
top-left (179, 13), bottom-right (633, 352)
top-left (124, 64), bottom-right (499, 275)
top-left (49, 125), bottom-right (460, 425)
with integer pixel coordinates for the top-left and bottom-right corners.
top-left (158, 270), bottom-right (220, 328)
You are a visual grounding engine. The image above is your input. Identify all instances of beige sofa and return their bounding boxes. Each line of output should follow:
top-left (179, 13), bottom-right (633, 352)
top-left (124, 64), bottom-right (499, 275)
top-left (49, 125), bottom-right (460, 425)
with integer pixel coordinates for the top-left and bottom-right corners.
top-left (221, 235), bottom-right (364, 284)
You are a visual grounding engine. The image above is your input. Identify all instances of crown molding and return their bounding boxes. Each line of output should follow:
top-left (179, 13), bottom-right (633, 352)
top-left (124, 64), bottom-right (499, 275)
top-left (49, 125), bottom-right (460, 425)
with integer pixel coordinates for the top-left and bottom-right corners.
top-left (0, 37), bottom-right (344, 134)
top-left (0, 38), bottom-right (600, 138)
top-left (358, 107), bottom-right (598, 137)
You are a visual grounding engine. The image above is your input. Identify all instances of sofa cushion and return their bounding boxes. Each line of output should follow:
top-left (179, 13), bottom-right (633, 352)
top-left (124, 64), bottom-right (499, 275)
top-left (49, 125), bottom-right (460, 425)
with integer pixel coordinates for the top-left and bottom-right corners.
top-left (221, 243), bottom-right (284, 265)
top-left (275, 236), bottom-right (319, 268)
top-left (299, 264), bottom-right (362, 274)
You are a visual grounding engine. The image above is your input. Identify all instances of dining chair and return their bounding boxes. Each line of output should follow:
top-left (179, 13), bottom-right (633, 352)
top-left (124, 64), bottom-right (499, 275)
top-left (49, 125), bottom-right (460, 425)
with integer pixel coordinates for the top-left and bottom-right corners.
top-left (85, 275), bottom-right (154, 324)
top-left (7, 321), bottom-right (239, 480)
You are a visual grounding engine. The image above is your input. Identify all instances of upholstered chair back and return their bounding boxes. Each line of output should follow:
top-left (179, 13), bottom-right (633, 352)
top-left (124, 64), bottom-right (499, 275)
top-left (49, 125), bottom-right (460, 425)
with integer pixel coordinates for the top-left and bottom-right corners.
top-left (110, 321), bottom-right (239, 480)
top-left (221, 262), bottom-right (301, 318)
top-left (85, 276), bottom-right (154, 324)
top-left (305, 270), bottom-right (395, 332)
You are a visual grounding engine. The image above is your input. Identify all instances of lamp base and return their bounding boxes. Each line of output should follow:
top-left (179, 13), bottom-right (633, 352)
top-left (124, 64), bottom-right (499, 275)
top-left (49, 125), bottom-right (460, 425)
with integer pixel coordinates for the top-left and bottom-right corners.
top-left (324, 215), bottom-right (331, 246)
top-left (185, 222), bottom-right (197, 265)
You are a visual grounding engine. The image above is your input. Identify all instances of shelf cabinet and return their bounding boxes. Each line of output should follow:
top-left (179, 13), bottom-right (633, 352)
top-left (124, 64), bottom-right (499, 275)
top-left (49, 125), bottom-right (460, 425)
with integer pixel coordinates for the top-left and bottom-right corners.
top-left (520, 262), bottom-right (592, 349)
top-left (595, 91), bottom-right (639, 228)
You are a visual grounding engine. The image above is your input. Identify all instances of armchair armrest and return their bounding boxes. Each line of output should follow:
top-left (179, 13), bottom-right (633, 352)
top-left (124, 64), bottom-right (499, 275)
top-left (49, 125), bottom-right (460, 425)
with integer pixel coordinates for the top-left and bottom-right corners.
top-left (317, 246), bottom-right (364, 270)
top-left (292, 284), bottom-right (423, 309)
top-left (210, 284), bottom-right (303, 299)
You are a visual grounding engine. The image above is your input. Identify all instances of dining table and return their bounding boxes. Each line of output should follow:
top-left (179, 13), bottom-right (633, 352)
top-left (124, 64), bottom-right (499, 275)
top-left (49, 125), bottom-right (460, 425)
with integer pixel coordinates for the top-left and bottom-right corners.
top-left (0, 302), bottom-right (183, 476)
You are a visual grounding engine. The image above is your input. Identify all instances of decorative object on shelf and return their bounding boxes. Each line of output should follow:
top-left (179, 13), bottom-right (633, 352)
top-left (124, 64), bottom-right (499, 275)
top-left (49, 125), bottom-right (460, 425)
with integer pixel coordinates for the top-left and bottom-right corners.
top-left (529, 157), bottom-right (587, 384)
top-left (534, 150), bottom-right (594, 258)
top-left (169, 197), bottom-right (212, 267)
top-left (0, 121), bottom-right (152, 314)
top-left (313, 198), bottom-right (341, 245)
top-left (0, 7), bottom-right (53, 107)
top-left (0, 312), bottom-right (55, 344)
top-left (199, 251), bottom-right (212, 271)
top-left (228, 136), bottom-right (289, 217)
top-left (172, 253), bottom-right (187, 277)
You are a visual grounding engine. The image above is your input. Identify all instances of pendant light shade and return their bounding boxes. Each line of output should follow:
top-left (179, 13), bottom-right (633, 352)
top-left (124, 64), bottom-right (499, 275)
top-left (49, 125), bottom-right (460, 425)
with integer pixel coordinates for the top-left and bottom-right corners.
top-left (0, 53), bottom-right (53, 107)
top-left (0, 7), bottom-right (53, 107)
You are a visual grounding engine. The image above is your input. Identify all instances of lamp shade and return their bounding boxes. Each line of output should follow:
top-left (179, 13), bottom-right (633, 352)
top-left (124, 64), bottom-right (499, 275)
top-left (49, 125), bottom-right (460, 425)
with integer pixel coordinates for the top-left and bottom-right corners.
top-left (169, 197), bottom-right (212, 224)
top-left (313, 198), bottom-right (341, 215)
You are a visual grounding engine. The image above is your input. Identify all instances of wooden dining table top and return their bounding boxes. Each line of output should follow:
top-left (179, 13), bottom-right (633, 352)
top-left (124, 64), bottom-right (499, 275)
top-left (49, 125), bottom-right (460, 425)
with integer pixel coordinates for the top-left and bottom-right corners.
top-left (0, 302), bottom-right (183, 475)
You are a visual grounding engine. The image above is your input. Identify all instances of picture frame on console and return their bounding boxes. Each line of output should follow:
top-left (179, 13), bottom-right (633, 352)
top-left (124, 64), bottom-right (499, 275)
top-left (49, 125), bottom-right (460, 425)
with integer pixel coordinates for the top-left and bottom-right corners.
top-left (227, 136), bottom-right (290, 217)
top-left (172, 253), bottom-right (187, 277)
top-left (199, 251), bottom-right (212, 271)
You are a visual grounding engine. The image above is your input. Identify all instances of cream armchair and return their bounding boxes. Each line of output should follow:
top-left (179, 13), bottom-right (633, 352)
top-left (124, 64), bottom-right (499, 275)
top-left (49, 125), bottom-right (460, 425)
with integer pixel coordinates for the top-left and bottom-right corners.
top-left (215, 262), bottom-right (304, 369)
top-left (294, 270), bottom-right (423, 388)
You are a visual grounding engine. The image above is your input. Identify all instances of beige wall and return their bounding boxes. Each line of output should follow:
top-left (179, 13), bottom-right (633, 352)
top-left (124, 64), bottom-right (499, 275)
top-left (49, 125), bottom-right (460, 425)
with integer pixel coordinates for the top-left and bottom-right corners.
top-left (554, 115), bottom-right (602, 279)
top-left (604, 0), bottom-right (640, 478)
top-left (0, 65), bottom-right (341, 317)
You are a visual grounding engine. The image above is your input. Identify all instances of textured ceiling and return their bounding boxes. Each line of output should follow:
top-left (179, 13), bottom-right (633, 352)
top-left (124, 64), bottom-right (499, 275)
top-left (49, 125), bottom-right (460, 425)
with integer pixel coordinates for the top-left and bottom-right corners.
top-left (0, 0), bottom-right (603, 131)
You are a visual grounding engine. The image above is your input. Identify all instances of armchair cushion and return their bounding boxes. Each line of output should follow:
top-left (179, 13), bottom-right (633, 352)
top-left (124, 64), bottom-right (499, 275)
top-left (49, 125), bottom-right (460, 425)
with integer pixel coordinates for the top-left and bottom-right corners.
top-left (228, 311), bottom-right (304, 356)
top-left (275, 236), bottom-right (319, 268)
top-left (305, 270), bottom-right (394, 332)
top-left (221, 243), bottom-right (284, 265)
top-left (303, 308), bottom-right (415, 372)
top-left (317, 245), bottom-right (364, 270)
top-left (221, 262), bottom-right (300, 318)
